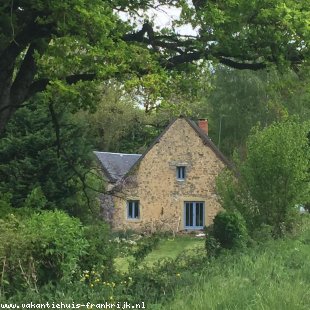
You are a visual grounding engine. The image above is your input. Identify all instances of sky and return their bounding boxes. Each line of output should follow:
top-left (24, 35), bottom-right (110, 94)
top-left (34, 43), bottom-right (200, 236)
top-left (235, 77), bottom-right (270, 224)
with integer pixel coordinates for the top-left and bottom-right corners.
top-left (118, 4), bottom-right (198, 36)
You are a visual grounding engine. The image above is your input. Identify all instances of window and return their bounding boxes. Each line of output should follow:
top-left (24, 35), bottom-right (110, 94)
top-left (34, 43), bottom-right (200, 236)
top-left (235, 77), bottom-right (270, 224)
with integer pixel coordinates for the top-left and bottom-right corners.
top-left (184, 202), bottom-right (204, 229)
top-left (127, 200), bottom-right (140, 219)
top-left (177, 166), bottom-right (186, 180)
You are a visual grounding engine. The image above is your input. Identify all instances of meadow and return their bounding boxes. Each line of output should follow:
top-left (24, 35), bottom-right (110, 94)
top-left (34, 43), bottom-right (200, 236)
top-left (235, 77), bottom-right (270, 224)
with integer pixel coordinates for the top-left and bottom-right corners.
top-left (160, 218), bottom-right (310, 309)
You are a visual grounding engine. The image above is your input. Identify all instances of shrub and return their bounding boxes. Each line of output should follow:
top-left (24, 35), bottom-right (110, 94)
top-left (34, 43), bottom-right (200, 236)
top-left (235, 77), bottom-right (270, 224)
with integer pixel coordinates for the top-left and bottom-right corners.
top-left (205, 226), bottom-right (221, 258)
top-left (0, 211), bottom-right (88, 296)
top-left (212, 211), bottom-right (248, 250)
top-left (24, 210), bottom-right (88, 284)
top-left (23, 186), bottom-right (47, 210)
top-left (78, 220), bottom-right (116, 280)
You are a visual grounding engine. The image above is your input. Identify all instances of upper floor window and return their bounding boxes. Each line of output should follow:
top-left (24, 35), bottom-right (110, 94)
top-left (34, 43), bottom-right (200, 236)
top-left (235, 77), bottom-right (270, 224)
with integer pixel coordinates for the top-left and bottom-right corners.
top-left (127, 200), bottom-right (140, 219)
top-left (177, 166), bottom-right (186, 180)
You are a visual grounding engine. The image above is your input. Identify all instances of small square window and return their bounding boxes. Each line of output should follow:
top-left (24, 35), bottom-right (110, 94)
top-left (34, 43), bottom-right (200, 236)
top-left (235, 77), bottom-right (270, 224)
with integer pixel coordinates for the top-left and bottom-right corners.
top-left (177, 166), bottom-right (186, 180)
top-left (127, 200), bottom-right (140, 219)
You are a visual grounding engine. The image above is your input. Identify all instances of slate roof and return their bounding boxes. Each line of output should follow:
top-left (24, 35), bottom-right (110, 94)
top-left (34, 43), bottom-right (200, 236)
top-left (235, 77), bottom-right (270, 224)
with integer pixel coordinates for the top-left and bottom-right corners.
top-left (94, 151), bottom-right (141, 183)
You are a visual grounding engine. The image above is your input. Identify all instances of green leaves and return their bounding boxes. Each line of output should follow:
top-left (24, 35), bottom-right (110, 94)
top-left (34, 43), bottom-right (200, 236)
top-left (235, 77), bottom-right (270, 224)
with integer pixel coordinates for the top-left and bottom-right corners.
top-left (0, 211), bottom-right (88, 295)
top-left (223, 119), bottom-right (310, 236)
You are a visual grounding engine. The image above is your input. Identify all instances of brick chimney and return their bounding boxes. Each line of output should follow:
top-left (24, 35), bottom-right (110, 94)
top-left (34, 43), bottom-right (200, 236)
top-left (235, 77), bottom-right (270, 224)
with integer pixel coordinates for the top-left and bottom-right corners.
top-left (198, 119), bottom-right (208, 135)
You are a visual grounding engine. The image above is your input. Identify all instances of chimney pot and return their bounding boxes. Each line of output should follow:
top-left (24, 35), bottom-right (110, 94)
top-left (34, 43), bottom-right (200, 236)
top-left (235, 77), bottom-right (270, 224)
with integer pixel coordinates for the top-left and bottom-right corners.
top-left (198, 119), bottom-right (208, 135)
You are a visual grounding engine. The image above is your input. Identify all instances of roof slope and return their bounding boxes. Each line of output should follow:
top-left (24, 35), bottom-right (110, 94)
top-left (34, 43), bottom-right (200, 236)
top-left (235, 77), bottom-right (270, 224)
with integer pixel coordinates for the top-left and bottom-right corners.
top-left (125, 118), bottom-right (232, 176)
top-left (94, 151), bottom-right (141, 183)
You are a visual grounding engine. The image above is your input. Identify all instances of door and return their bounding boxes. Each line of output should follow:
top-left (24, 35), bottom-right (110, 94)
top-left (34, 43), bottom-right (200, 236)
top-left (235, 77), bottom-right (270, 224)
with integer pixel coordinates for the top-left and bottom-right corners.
top-left (184, 201), bottom-right (204, 229)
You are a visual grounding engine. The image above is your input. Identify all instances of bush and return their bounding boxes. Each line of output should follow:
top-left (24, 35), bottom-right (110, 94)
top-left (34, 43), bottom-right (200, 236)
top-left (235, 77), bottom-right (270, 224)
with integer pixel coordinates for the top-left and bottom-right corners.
top-left (205, 228), bottom-right (221, 258)
top-left (79, 220), bottom-right (116, 280)
top-left (25, 211), bottom-right (88, 284)
top-left (0, 211), bottom-right (88, 296)
top-left (212, 211), bottom-right (248, 250)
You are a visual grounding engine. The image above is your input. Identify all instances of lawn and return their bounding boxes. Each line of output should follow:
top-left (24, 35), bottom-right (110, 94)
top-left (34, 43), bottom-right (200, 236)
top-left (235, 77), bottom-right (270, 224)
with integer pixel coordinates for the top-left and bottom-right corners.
top-left (114, 235), bottom-right (205, 272)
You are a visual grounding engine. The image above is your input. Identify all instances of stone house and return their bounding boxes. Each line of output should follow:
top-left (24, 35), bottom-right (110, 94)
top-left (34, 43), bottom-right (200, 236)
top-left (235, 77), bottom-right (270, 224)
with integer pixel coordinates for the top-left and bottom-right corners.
top-left (94, 117), bottom-right (230, 232)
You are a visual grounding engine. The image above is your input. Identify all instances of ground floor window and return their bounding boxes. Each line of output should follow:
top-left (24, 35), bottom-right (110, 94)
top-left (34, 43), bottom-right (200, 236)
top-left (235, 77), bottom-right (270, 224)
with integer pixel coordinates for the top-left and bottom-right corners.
top-left (184, 201), bottom-right (204, 229)
top-left (127, 200), bottom-right (140, 219)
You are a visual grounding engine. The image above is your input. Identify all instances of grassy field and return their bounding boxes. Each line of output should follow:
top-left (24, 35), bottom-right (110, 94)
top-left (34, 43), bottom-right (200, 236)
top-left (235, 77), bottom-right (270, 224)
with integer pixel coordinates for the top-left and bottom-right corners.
top-left (145, 236), bottom-right (204, 265)
top-left (114, 235), bottom-right (204, 271)
top-left (161, 220), bottom-right (310, 310)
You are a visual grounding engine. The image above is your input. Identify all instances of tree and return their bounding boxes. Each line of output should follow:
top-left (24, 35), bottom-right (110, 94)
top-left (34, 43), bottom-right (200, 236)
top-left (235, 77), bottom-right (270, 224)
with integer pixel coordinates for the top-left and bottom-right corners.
top-left (207, 67), bottom-right (288, 157)
top-left (218, 120), bottom-right (310, 236)
top-left (79, 82), bottom-right (164, 154)
top-left (1, 0), bottom-right (309, 132)
top-left (0, 92), bottom-right (101, 218)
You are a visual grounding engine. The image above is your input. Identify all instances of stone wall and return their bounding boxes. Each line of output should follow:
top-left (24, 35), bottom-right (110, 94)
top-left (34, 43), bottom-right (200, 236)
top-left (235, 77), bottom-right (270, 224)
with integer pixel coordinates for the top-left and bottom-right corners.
top-left (111, 118), bottom-right (225, 232)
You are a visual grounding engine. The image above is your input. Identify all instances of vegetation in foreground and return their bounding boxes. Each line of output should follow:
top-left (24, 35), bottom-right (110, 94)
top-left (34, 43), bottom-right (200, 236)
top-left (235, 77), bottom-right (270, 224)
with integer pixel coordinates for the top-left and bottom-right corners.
top-left (0, 211), bottom-right (309, 309)
top-left (163, 217), bottom-right (310, 310)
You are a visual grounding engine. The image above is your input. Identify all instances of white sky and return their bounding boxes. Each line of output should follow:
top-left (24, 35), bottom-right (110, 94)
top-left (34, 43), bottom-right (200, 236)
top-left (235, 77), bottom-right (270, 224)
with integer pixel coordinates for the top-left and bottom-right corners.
top-left (118, 5), bottom-right (198, 36)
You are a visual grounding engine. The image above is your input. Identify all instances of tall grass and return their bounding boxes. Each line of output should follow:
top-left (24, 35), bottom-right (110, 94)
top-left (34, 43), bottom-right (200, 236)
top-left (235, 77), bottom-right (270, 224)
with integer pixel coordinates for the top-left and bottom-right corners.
top-left (162, 217), bottom-right (310, 310)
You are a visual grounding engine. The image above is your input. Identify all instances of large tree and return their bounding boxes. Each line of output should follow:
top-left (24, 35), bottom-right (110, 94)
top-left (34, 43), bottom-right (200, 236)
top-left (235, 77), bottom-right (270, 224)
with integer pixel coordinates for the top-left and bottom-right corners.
top-left (1, 0), bottom-right (309, 132)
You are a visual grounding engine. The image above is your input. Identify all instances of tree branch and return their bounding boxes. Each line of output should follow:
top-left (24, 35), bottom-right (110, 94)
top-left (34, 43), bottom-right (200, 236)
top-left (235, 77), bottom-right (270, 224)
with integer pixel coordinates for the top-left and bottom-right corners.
top-left (0, 21), bottom-right (54, 74)
top-left (26, 73), bottom-right (97, 100)
top-left (10, 42), bottom-right (40, 107)
top-left (218, 57), bottom-right (266, 70)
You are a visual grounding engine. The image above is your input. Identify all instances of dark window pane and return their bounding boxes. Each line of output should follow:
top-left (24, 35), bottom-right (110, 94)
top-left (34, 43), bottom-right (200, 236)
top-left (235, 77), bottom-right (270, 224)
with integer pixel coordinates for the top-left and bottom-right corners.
top-left (196, 203), bottom-right (203, 227)
top-left (128, 202), bottom-right (133, 218)
top-left (185, 201), bottom-right (204, 228)
top-left (134, 202), bottom-right (139, 218)
top-left (189, 203), bottom-right (193, 226)
top-left (185, 203), bottom-right (190, 226)
top-left (177, 166), bottom-right (186, 180)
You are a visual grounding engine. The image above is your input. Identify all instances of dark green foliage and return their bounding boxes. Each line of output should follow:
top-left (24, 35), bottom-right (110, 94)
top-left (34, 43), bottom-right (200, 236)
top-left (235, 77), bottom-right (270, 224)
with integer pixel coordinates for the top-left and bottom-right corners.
top-left (208, 68), bottom-right (285, 157)
top-left (80, 84), bottom-right (167, 154)
top-left (205, 234), bottom-right (221, 258)
top-left (0, 98), bottom-right (99, 218)
top-left (212, 211), bottom-right (248, 250)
